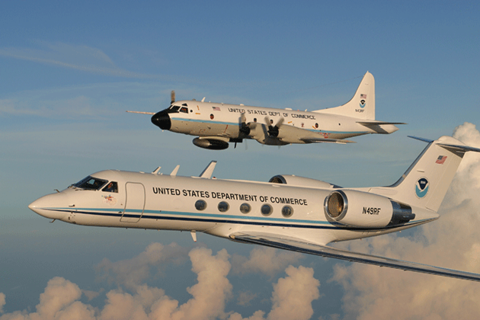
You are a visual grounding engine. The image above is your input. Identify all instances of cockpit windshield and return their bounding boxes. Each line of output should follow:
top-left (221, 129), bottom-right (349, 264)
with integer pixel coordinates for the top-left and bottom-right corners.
top-left (72, 176), bottom-right (108, 190)
top-left (169, 105), bottom-right (181, 113)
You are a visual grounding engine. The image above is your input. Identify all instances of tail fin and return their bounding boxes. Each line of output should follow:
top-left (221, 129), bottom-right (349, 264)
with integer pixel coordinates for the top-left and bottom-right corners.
top-left (372, 136), bottom-right (480, 212)
top-left (314, 71), bottom-right (375, 120)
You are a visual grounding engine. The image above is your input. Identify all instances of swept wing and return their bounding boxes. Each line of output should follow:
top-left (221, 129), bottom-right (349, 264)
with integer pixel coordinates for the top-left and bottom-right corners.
top-left (230, 232), bottom-right (480, 282)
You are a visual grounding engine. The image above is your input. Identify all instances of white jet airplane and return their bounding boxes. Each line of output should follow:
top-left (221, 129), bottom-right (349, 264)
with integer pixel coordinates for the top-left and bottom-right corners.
top-left (128, 72), bottom-right (404, 150)
top-left (29, 135), bottom-right (480, 281)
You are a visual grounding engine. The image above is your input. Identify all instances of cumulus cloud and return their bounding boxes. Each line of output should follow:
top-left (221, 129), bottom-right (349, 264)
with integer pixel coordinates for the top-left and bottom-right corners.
top-left (96, 242), bottom-right (188, 290)
top-left (0, 293), bottom-right (5, 313)
top-left (0, 277), bottom-right (96, 320)
top-left (0, 246), bottom-right (321, 320)
top-left (231, 247), bottom-right (303, 276)
top-left (331, 122), bottom-right (480, 320)
top-left (228, 266), bottom-right (320, 320)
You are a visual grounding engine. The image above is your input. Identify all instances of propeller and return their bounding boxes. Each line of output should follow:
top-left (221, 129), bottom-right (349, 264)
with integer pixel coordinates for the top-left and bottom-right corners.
top-left (265, 117), bottom-right (284, 138)
top-left (239, 113), bottom-right (251, 136)
top-left (171, 90), bottom-right (176, 104)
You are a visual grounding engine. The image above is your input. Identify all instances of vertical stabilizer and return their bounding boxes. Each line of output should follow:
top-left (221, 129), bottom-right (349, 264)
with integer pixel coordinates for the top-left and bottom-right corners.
top-left (314, 71), bottom-right (375, 120)
top-left (373, 136), bottom-right (480, 212)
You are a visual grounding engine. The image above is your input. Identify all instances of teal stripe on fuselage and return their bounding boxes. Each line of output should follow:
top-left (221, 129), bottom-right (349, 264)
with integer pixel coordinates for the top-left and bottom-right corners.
top-left (49, 207), bottom-right (433, 231)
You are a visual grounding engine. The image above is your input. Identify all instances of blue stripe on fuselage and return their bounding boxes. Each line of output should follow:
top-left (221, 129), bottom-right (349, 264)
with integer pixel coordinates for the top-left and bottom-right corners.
top-left (170, 118), bottom-right (368, 135)
top-left (42, 207), bottom-right (432, 231)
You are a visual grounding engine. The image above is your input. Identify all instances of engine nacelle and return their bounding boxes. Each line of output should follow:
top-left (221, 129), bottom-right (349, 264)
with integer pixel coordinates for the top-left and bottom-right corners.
top-left (193, 137), bottom-right (229, 150)
top-left (324, 190), bottom-right (415, 228)
top-left (269, 175), bottom-right (338, 189)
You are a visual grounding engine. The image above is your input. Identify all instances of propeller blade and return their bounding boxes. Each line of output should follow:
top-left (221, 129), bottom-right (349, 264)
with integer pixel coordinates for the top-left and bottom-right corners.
top-left (276, 117), bottom-right (284, 128)
top-left (239, 113), bottom-right (250, 136)
top-left (264, 116), bottom-right (273, 126)
top-left (171, 90), bottom-right (176, 104)
top-left (241, 112), bottom-right (247, 124)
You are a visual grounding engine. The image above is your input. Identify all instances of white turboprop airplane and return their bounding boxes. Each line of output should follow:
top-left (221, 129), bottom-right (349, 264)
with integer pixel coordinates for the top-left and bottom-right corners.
top-left (29, 135), bottom-right (480, 281)
top-left (128, 72), bottom-right (404, 150)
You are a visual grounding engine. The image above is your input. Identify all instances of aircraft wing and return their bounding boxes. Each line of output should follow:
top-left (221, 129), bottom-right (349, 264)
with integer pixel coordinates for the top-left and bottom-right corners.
top-left (229, 232), bottom-right (480, 282)
top-left (270, 123), bottom-right (355, 144)
top-left (357, 121), bottom-right (406, 126)
top-left (301, 137), bottom-right (356, 144)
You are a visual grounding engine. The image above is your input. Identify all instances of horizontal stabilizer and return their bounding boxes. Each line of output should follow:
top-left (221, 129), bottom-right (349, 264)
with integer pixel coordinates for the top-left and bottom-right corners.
top-left (126, 111), bottom-right (156, 115)
top-left (357, 120), bottom-right (403, 134)
top-left (230, 232), bottom-right (480, 282)
top-left (408, 135), bottom-right (480, 154)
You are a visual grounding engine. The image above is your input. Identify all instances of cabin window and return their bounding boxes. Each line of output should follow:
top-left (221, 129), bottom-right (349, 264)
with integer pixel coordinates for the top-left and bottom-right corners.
top-left (261, 204), bottom-right (273, 216)
top-left (240, 203), bottom-right (251, 214)
top-left (195, 200), bottom-right (207, 211)
top-left (282, 205), bottom-right (293, 218)
top-left (210, 114), bottom-right (214, 119)
top-left (218, 201), bottom-right (229, 212)
top-left (180, 107), bottom-right (188, 113)
top-left (73, 176), bottom-right (108, 191)
top-left (102, 181), bottom-right (118, 193)
top-left (315, 123), bottom-right (319, 129)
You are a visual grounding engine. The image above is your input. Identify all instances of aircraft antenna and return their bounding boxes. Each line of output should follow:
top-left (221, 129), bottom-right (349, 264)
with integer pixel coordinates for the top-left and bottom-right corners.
top-left (200, 161), bottom-right (217, 179)
top-left (170, 165), bottom-right (180, 176)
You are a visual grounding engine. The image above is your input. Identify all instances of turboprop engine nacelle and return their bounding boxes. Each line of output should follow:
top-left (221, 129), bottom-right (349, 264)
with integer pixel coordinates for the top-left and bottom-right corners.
top-left (193, 137), bottom-right (229, 150)
top-left (324, 190), bottom-right (415, 228)
top-left (269, 175), bottom-right (338, 189)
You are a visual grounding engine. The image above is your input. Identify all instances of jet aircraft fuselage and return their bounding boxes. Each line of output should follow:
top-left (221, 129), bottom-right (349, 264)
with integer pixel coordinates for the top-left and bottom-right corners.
top-left (29, 136), bottom-right (480, 281)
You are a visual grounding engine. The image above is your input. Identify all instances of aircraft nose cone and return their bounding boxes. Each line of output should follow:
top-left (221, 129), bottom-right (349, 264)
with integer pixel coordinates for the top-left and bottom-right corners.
top-left (151, 110), bottom-right (171, 130)
top-left (29, 193), bottom-right (69, 220)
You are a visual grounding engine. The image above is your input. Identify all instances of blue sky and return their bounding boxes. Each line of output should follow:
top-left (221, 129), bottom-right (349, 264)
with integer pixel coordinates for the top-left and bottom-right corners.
top-left (1, 1), bottom-right (480, 319)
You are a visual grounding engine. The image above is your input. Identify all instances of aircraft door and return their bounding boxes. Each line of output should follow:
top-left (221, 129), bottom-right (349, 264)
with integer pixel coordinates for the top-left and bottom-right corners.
top-left (121, 182), bottom-right (145, 223)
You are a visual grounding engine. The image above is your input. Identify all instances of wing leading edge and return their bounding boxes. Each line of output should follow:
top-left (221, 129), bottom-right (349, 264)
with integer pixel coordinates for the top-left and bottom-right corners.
top-left (229, 232), bottom-right (480, 282)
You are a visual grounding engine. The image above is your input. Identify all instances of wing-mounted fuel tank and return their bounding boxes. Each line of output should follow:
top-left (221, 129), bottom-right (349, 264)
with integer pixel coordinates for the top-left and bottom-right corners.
top-left (269, 174), bottom-right (339, 189)
top-left (324, 190), bottom-right (415, 228)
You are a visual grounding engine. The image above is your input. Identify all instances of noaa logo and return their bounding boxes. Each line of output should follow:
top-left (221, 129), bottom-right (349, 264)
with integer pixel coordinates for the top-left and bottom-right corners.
top-left (359, 99), bottom-right (366, 108)
top-left (415, 178), bottom-right (429, 198)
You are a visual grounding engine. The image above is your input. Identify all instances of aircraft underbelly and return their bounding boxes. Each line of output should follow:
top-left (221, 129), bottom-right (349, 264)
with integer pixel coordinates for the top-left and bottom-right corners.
top-left (171, 119), bottom-right (237, 138)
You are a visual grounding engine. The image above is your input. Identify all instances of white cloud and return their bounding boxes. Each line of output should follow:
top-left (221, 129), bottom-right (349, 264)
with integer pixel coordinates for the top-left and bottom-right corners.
top-left (0, 247), bottom-right (321, 320)
top-left (0, 277), bottom-right (96, 320)
top-left (0, 293), bottom-right (5, 313)
top-left (330, 122), bottom-right (480, 320)
top-left (0, 41), bottom-right (157, 79)
top-left (231, 247), bottom-right (303, 276)
top-left (228, 266), bottom-right (320, 320)
top-left (267, 266), bottom-right (320, 320)
top-left (96, 242), bottom-right (188, 290)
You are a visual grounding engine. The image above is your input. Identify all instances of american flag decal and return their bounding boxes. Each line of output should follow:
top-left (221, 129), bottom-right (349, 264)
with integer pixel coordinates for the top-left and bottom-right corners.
top-left (360, 94), bottom-right (367, 99)
top-left (436, 155), bottom-right (447, 164)
top-left (212, 106), bottom-right (221, 111)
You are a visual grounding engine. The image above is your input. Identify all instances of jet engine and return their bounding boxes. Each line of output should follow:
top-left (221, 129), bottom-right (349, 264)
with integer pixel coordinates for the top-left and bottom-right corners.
top-left (324, 190), bottom-right (415, 228)
top-left (193, 137), bottom-right (229, 150)
top-left (269, 175), bottom-right (338, 189)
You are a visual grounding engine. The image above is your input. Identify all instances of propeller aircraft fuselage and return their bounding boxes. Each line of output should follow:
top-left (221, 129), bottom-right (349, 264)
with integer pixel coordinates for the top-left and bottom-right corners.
top-left (129, 72), bottom-right (404, 150)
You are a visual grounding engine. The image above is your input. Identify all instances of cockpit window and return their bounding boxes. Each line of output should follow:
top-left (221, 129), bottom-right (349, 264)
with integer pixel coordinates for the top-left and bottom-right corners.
top-left (169, 105), bottom-right (180, 112)
top-left (73, 176), bottom-right (108, 190)
top-left (180, 107), bottom-right (188, 113)
top-left (102, 181), bottom-right (118, 193)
